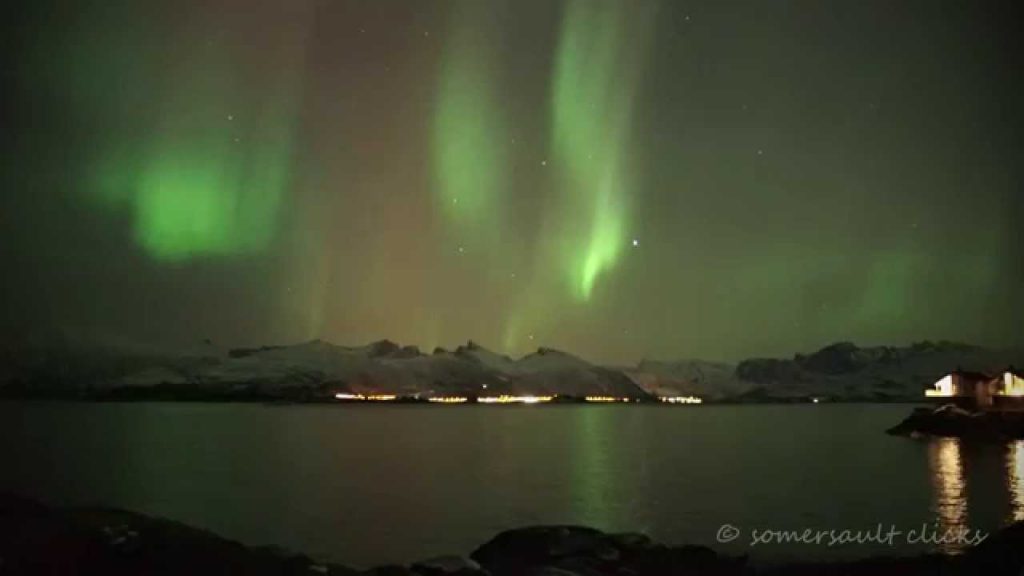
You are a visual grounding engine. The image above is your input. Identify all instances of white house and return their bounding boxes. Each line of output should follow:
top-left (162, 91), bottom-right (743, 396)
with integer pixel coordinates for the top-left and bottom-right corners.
top-left (926, 368), bottom-right (1024, 410)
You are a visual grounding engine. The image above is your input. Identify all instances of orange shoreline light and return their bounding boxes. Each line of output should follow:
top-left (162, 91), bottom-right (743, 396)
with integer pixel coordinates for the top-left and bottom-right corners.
top-left (333, 393), bottom-right (397, 401)
top-left (331, 393), bottom-right (705, 405)
top-left (584, 396), bottom-right (631, 403)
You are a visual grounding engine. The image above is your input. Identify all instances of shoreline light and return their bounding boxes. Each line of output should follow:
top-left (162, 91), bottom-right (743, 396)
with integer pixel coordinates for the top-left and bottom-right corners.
top-left (477, 395), bottom-right (554, 404)
top-left (585, 396), bottom-right (630, 403)
top-left (333, 393), bottom-right (397, 401)
top-left (659, 396), bottom-right (703, 404)
top-left (428, 396), bottom-right (469, 404)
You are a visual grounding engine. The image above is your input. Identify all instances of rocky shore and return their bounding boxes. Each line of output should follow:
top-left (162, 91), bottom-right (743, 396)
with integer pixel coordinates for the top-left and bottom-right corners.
top-left (3, 495), bottom-right (1024, 575)
top-left (886, 404), bottom-right (1024, 440)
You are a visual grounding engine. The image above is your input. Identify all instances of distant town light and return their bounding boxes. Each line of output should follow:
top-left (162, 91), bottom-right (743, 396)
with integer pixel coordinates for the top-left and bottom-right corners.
top-left (428, 396), bottom-right (468, 404)
top-left (659, 396), bottom-right (702, 404)
top-left (585, 396), bottom-right (632, 403)
top-left (478, 395), bottom-right (554, 404)
top-left (333, 393), bottom-right (397, 402)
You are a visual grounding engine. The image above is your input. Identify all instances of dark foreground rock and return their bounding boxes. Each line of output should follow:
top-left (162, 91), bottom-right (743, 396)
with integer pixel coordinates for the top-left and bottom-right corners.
top-left (2, 495), bottom-right (1024, 575)
top-left (470, 526), bottom-right (746, 576)
top-left (0, 495), bottom-right (358, 576)
top-left (886, 404), bottom-right (1024, 440)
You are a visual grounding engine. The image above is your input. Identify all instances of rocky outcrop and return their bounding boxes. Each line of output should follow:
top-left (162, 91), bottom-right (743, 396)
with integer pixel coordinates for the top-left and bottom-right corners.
top-left (0, 494), bottom-right (359, 575)
top-left (886, 405), bottom-right (1024, 440)
top-left (470, 525), bottom-right (746, 576)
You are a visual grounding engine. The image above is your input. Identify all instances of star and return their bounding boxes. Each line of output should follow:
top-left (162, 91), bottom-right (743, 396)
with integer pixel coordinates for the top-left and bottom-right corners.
top-left (541, 160), bottom-right (547, 166)
top-left (458, 246), bottom-right (465, 254)
top-left (227, 114), bottom-right (234, 121)
top-left (632, 238), bottom-right (639, 247)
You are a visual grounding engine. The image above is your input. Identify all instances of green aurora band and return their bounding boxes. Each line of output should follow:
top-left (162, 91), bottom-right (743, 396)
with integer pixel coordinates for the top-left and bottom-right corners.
top-left (86, 15), bottom-right (305, 262)
top-left (551, 0), bottom-right (653, 302)
top-left (12, 1), bottom-right (1011, 360)
top-left (433, 4), bottom-right (509, 250)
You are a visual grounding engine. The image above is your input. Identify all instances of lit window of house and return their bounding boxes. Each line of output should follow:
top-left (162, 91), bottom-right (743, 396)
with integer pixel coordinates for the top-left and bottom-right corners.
top-left (926, 374), bottom-right (955, 397)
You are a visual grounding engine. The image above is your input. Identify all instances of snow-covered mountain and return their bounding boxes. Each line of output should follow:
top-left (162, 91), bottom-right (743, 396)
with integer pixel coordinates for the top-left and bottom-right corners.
top-left (730, 341), bottom-right (1024, 401)
top-left (0, 337), bottom-right (644, 399)
top-left (620, 341), bottom-right (1024, 402)
top-left (2, 335), bottom-right (1020, 402)
top-left (622, 359), bottom-right (753, 401)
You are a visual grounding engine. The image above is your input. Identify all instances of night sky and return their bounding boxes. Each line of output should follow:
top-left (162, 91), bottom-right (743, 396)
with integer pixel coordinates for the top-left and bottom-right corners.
top-left (2, 0), bottom-right (1022, 363)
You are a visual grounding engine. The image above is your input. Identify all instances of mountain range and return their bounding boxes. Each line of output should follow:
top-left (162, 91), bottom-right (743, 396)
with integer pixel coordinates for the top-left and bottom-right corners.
top-left (2, 334), bottom-right (1021, 402)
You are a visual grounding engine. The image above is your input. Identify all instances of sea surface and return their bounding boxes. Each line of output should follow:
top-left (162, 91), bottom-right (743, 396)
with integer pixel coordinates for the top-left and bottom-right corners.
top-left (1, 402), bottom-right (1021, 567)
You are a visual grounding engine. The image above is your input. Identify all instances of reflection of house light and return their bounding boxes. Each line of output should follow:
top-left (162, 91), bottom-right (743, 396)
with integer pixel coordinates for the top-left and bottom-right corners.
top-left (585, 396), bottom-right (624, 403)
top-left (1010, 441), bottom-right (1024, 522)
top-left (428, 396), bottom-right (468, 404)
top-left (927, 438), bottom-right (968, 552)
top-left (478, 395), bottom-right (554, 404)
top-left (926, 374), bottom-right (955, 397)
top-left (659, 396), bottom-right (703, 404)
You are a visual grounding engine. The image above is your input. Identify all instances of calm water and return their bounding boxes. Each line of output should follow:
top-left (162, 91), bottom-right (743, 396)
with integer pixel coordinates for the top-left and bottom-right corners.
top-left (1, 402), bottom-right (1022, 567)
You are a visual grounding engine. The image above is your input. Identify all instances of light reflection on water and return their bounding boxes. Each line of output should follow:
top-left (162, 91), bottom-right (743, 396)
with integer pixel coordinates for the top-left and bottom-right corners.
top-left (1009, 440), bottom-right (1024, 523)
top-left (926, 438), bottom-right (967, 553)
top-left (926, 437), bottom-right (1024, 553)
top-left (1, 403), bottom-right (1021, 566)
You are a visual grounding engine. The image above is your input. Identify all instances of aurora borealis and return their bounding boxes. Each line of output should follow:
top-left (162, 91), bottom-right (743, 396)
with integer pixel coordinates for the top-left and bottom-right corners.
top-left (88, 5), bottom-right (307, 261)
top-left (1, 0), bottom-right (1022, 362)
top-left (549, 0), bottom-right (653, 302)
